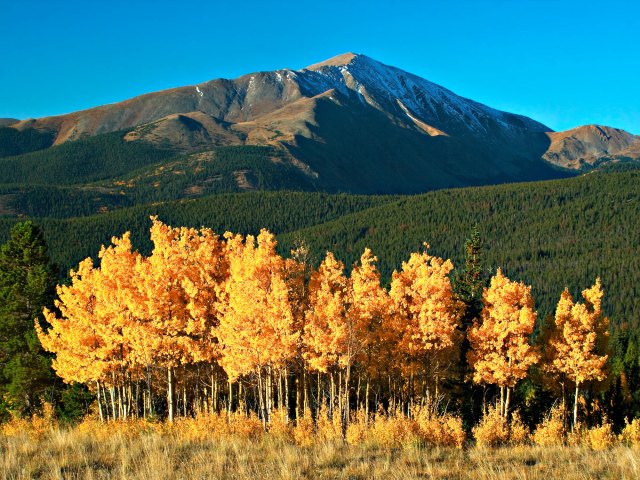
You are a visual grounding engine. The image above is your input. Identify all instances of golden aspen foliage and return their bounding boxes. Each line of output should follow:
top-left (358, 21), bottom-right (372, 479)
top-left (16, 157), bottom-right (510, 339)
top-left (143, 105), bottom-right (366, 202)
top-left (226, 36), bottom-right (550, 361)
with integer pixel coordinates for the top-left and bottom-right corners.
top-left (389, 246), bottom-right (464, 387)
top-left (174, 224), bottom-right (229, 364)
top-left (467, 269), bottom-right (539, 416)
top-left (127, 219), bottom-right (212, 369)
top-left (216, 229), bottom-right (298, 380)
top-left (472, 405), bottom-right (510, 447)
top-left (583, 421), bottom-right (616, 450)
top-left (286, 241), bottom-right (312, 335)
top-left (124, 219), bottom-right (228, 420)
top-left (34, 216), bottom-right (627, 443)
top-left (532, 404), bottom-right (567, 446)
top-left (37, 258), bottom-right (109, 385)
top-left (303, 252), bottom-right (349, 374)
top-left (348, 249), bottom-right (393, 378)
top-left (620, 418), bottom-right (640, 446)
top-left (544, 278), bottom-right (609, 426)
top-left (38, 233), bottom-right (140, 386)
top-left (38, 233), bottom-right (146, 420)
top-left (508, 411), bottom-right (530, 445)
top-left (94, 233), bottom-right (141, 379)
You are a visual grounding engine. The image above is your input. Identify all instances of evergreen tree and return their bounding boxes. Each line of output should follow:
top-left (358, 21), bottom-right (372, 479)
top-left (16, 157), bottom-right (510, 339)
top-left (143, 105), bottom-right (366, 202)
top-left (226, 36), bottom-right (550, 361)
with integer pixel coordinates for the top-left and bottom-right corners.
top-left (452, 226), bottom-right (487, 425)
top-left (454, 225), bottom-right (485, 326)
top-left (0, 221), bottom-right (56, 417)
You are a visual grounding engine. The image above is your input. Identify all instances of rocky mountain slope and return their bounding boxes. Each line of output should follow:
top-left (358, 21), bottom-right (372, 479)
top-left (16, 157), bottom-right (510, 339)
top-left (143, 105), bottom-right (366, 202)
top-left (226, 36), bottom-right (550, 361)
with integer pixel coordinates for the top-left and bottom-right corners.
top-left (2, 53), bottom-right (638, 194)
top-left (544, 125), bottom-right (640, 169)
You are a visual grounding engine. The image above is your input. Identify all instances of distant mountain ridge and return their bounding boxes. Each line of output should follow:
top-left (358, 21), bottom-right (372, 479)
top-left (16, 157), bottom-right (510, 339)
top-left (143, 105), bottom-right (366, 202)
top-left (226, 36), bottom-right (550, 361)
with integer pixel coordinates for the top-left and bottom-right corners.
top-left (544, 125), bottom-right (640, 169)
top-left (3, 53), bottom-right (639, 194)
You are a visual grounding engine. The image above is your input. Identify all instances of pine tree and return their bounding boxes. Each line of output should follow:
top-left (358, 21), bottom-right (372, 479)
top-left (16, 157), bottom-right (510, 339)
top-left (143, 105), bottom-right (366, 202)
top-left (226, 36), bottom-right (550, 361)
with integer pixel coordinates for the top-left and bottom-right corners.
top-left (454, 225), bottom-right (485, 326)
top-left (0, 221), bottom-right (56, 417)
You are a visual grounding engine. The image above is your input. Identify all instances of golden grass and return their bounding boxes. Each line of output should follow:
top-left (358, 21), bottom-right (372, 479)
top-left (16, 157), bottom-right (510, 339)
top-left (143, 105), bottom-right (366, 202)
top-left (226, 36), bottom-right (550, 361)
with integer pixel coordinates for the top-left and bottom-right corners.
top-left (1, 420), bottom-right (639, 480)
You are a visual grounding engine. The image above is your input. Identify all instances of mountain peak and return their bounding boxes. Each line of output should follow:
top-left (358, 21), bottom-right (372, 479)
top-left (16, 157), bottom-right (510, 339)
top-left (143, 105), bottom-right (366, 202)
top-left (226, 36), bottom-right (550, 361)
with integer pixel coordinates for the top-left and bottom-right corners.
top-left (305, 52), bottom-right (362, 70)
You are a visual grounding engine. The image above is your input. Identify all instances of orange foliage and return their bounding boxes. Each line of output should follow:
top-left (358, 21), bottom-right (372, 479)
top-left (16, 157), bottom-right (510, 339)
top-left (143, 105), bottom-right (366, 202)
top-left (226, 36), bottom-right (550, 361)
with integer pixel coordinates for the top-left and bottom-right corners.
top-left (389, 246), bottom-right (463, 387)
top-left (216, 230), bottom-right (297, 380)
top-left (467, 269), bottom-right (539, 416)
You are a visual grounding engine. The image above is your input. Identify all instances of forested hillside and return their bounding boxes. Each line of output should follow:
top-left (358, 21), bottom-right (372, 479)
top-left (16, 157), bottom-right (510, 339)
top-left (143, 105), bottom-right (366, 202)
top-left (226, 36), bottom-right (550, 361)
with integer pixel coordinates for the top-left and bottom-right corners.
top-left (279, 170), bottom-right (640, 325)
top-left (0, 192), bottom-right (397, 273)
top-left (0, 168), bottom-right (638, 330)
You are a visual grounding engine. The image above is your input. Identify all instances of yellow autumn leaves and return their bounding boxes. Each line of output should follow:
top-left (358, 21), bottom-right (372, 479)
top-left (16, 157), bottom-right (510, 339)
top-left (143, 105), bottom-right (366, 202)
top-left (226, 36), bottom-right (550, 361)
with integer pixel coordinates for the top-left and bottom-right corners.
top-left (36, 218), bottom-right (608, 427)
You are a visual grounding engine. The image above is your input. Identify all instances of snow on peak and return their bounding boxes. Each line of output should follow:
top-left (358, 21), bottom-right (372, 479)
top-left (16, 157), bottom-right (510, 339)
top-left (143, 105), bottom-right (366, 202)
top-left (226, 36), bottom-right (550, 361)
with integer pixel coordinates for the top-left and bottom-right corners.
top-left (297, 53), bottom-right (549, 136)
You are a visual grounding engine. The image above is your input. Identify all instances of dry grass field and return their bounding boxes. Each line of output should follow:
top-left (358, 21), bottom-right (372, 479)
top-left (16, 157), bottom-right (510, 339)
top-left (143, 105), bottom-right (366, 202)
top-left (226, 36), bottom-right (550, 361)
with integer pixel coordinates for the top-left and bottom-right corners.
top-left (2, 415), bottom-right (639, 480)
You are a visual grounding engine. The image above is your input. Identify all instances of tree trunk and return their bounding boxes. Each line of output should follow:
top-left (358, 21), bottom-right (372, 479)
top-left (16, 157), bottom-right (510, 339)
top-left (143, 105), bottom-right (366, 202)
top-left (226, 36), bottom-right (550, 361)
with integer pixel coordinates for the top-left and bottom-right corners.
top-left (267, 366), bottom-right (272, 423)
top-left (483, 385), bottom-right (487, 416)
top-left (338, 370), bottom-right (343, 419)
top-left (278, 369), bottom-right (284, 419)
top-left (344, 363), bottom-right (351, 427)
top-left (410, 373), bottom-right (415, 417)
top-left (330, 372), bottom-right (336, 417)
top-left (96, 381), bottom-right (104, 422)
top-left (147, 365), bottom-right (153, 417)
top-left (214, 372), bottom-right (218, 415)
top-left (505, 386), bottom-right (511, 419)
top-left (365, 378), bottom-right (370, 419)
top-left (183, 385), bottom-right (187, 417)
top-left (167, 367), bottom-right (174, 422)
top-left (135, 382), bottom-right (140, 418)
top-left (295, 374), bottom-right (301, 420)
top-left (303, 370), bottom-right (309, 414)
top-left (284, 367), bottom-right (289, 422)
top-left (257, 368), bottom-right (266, 428)
top-left (561, 382), bottom-right (566, 429)
top-left (227, 379), bottom-right (233, 420)
top-left (109, 386), bottom-right (117, 421)
top-left (573, 383), bottom-right (580, 430)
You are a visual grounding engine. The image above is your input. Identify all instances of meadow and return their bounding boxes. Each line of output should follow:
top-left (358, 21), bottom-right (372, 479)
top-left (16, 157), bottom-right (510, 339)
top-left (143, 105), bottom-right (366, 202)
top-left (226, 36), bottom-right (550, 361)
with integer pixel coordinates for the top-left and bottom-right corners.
top-left (2, 410), bottom-right (640, 480)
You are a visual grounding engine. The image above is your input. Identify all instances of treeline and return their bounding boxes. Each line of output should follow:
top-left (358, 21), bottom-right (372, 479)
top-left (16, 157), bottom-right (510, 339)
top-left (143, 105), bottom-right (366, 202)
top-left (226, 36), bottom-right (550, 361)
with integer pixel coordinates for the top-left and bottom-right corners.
top-left (37, 218), bottom-right (611, 432)
top-left (0, 126), bottom-right (54, 157)
top-left (0, 130), bottom-right (175, 185)
top-left (0, 192), bottom-right (394, 274)
top-left (108, 145), bottom-right (322, 202)
top-left (0, 145), bottom-right (326, 218)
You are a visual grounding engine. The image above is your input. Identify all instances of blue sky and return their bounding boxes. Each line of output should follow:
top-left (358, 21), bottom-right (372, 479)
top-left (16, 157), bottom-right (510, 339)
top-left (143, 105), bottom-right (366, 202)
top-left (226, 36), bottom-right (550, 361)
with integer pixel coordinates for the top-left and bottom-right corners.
top-left (1, 0), bottom-right (639, 133)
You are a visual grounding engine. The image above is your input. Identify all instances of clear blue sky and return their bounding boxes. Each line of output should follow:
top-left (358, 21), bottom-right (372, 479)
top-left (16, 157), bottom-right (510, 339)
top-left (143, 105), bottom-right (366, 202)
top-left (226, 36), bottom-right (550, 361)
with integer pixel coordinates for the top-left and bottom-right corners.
top-left (1, 0), bottom-right (639, 133)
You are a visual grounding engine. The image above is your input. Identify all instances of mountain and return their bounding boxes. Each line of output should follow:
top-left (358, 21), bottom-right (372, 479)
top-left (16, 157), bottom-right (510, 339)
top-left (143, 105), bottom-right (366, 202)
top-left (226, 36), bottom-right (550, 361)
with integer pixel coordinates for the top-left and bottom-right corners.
top-left (543, 125), bottom-right (640, 169)
top-left (2, 53), bottom-right (638, 195)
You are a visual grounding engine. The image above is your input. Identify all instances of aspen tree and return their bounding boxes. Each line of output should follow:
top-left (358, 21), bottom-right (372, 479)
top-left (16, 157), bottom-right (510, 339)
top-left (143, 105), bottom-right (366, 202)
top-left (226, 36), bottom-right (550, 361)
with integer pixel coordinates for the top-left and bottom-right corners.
top-left (348, 249), bottom-right (392, 420)
top-left (467, 269), bottom-right (539, 418)
top-left (390, 247), bottom-right (463, 405)
top-left (94, 233), bottom-right (141, 419)
top-left (303, 251), bottom-right (349, 416)
top-left (127, 219), bottom-right (218, 421)
top-left (37, 259), bottom-right (113, 419)
top-left (545, 279), bottom-right (609, 428)
top-left (216, 230), bottom-right (297, 425)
